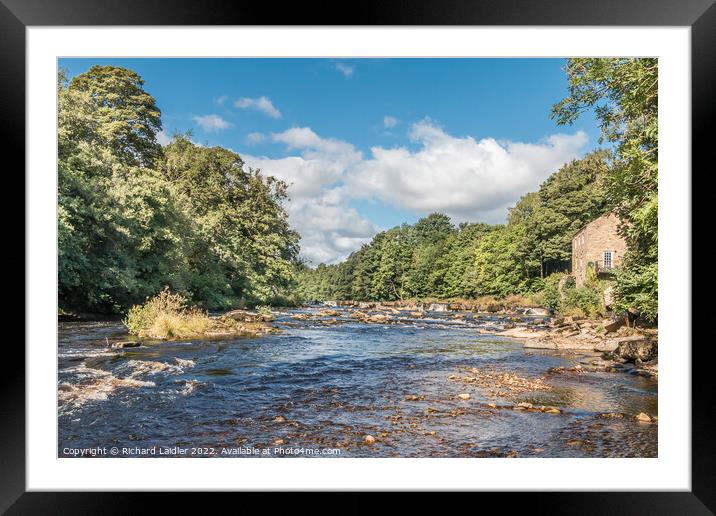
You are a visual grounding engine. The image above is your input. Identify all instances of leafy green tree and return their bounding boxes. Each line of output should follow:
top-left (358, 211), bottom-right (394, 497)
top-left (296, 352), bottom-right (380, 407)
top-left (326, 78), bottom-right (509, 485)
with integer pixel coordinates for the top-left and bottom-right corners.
top-left (59, 71), bottom-right (182, 312)
top-left (552, 58), bottom-right (658, 321)
top-left (69, 65), bottom-right (163, 168)
top-left (161, 136), bottom-right (300, 307)
top-left (510, 151), bottom-right (610, 277)
top-left (469, 225), bottom-right (535, 297)
top-left (59, 66), bottom-right (300, 313)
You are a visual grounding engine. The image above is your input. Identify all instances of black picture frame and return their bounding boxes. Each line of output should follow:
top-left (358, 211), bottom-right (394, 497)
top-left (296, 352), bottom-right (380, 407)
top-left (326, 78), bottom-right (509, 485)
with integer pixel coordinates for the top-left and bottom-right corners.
top-left (3, 0), bottom-right (711, 512)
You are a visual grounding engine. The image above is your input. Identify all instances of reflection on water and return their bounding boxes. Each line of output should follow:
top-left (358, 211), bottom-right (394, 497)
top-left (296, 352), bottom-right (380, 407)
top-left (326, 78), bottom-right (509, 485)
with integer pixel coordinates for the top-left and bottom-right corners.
top-left (58, 308), bottom-right (657, 457)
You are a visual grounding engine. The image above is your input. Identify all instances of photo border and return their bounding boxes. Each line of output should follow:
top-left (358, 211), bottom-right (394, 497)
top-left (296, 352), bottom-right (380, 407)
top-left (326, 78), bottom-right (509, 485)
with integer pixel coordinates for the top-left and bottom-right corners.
top-left (4, 0), bottom-right (710, 511)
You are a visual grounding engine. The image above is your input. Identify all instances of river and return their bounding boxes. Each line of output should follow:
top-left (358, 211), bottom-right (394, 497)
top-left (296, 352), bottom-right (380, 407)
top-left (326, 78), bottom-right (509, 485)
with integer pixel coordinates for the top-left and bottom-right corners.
top-left (58, 306), bottom-right (657, 458)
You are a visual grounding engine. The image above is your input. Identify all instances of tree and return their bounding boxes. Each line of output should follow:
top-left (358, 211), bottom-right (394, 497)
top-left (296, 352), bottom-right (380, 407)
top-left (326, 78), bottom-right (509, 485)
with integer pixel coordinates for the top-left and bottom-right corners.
top-left (510, 151), bottom-right (610, 277)
top-left (70, 65), bottom-right (163, 168)
top-left (470, 226), bottom-right (532, 298)
top-left (552, 58), bottom-right (658, 321)
top-left (59, 71), bottom-right (182, 312)
top-left (161, 136), bottom-right (300, 307)
top-left (59, 66), bottom-right (300, 313)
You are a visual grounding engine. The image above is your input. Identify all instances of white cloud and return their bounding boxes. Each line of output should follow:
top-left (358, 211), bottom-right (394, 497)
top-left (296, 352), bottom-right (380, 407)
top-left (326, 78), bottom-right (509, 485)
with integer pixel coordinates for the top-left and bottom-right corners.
top-left (244, 127), bottom-right (372, 265)
top-left (383, 115), bottom-right (398, 128)
top-left (192, 114), bottom-right (232, 132)
top-left (335, 63), bottom-right (355, 77)
top-left (345, 120), bottom-right (588, 223)
top-left (245, 132), bottom-right (266, 145)
top-left (216, 95), bottom-right (229, 105)
top-left (234, 96), bottom-right (282, 119)
top-left (243, 122), bottom-right (588, 264)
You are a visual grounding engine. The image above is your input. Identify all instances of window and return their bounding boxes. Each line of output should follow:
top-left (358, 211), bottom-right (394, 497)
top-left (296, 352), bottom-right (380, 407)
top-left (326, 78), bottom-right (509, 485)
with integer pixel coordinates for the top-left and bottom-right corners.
top-left (603, 251), bottom-right (612, 269)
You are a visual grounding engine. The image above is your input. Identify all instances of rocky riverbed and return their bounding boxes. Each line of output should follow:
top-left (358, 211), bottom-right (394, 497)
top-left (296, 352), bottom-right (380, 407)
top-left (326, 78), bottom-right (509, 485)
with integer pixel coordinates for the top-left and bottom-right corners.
top-left (58, 304), bottom-right (657, 458)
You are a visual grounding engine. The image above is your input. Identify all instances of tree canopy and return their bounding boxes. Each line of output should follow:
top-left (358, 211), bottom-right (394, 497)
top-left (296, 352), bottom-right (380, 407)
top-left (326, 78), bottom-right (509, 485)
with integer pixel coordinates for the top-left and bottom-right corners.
top-left (551, 58), bottom-right (658, 321)
top-left (59, 66), bottom-right (299, 313)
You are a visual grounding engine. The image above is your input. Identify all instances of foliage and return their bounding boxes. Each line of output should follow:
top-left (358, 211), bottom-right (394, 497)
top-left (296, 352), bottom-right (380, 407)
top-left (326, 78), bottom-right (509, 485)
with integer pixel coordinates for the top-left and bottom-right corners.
top-left (612, 262), bottom-right (658, 322)
top-left (124, 288), bottom-right (212, 339)
top-left (552, 58), bottom-right (658, 321)
top-left (255, 305), bottom-right (273, 318)
top-left (58, 66), bottom-right (299, 313)
top-left (509, 151), bottom-right (609, 277)
top-left (69, 65), bottom-right (163, 168)
top-left (539, 273), bottom-right (565, 312)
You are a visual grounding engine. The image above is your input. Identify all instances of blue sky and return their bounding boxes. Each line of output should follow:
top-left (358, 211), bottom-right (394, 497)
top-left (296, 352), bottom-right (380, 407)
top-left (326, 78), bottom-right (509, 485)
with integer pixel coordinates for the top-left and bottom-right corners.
top-left (60, 58), bottom-right (601, 265)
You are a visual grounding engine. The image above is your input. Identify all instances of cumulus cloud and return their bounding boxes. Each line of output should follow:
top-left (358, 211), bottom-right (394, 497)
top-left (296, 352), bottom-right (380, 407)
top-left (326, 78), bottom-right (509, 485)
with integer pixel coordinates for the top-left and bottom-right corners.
top-left (234, 96), bottom-right (282, 119)
top-left (335, 63), bottom-right (355, 77)
top-left (383, 115), bottom-right (398, 128)
top-left (193, 114), bottom-right (232, 132)
top-left (243, 122), bottom-right (588, 264)
top-left (244, 127), bottom-right (373, 265)
top-left (345, 120), bottom-right (588, 223)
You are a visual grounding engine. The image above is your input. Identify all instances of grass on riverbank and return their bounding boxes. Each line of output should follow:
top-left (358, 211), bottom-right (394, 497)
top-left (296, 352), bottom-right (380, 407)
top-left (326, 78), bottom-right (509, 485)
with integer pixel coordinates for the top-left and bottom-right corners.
top-left (124, 288), bottom-right (214, 339)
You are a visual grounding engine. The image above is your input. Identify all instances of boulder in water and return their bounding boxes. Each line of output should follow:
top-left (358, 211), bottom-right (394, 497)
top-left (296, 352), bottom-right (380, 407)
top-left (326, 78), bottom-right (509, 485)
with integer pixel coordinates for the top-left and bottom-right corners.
top-left (224, 309), bottom-right (273, 323)
top-left (603, 336), bottom-right (656, 363)
top-left (111, 341), bottom-right (140, 349)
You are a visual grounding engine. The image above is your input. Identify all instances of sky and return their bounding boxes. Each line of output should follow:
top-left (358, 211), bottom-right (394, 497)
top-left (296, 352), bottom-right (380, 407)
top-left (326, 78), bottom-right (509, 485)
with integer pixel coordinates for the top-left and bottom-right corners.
top-left (60, 58), bottom-right (602, 265)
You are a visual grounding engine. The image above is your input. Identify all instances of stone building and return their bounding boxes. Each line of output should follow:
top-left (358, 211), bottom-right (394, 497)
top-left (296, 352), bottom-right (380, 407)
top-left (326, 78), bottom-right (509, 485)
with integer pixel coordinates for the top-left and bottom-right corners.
top-left (571, 213), bottom-right (627, 287)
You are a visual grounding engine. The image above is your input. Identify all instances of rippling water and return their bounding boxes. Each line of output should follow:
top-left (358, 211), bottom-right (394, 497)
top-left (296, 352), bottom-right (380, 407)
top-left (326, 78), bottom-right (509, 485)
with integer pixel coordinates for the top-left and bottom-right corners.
top-left (58, 308), bottom-right (657, 458)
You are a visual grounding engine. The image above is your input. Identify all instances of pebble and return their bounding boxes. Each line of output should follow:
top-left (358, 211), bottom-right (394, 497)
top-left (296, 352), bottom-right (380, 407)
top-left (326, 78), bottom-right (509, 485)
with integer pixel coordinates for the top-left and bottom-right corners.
top-left (364, 435), bottom-right (376, 444)
top-left (274, 416), bottom-right (286, 423)
top-left (635, 412), bottom-right (652, 423)
top-left (457, 393), bottom-right (471, 400)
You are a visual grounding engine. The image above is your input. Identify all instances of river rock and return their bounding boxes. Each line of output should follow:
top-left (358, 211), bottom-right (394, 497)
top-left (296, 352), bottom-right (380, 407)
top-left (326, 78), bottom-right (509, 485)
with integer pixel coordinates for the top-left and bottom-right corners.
top-left (524, 336), bottom-right (598, 351)
top-left (224, 309), bottom-right (273, 323)
top-left (594, 339), bottom-right (619, 353)
top-left (604, 316), bottom-right (627, 333)
top-left (428, 303), bottom-right (448, 312)
top-left (318, 309), bottom-right (340, 317)
top-left (604, 336), bottom-right (656, 363)
top-left (457, 393), bottom-right (471, 400)
top-left (111, 341), bottom-right (140, 349)
top-left (363, 435), bottom-right (376, 444)
top-left (524, 307), bottom-right (550, 316)
top-left (524, 338), bottom-right (557, 350)
top-left (635, 412), bottom-right (652, 423)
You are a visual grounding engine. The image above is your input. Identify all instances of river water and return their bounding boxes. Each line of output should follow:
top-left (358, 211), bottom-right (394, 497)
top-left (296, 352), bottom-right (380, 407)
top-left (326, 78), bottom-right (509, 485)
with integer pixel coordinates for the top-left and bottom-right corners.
top-left (58, 307), bottom-right (657, 458)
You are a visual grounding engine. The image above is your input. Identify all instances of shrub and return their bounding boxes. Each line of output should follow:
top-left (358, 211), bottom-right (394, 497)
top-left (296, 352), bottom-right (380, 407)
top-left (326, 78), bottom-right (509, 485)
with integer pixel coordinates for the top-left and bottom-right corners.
top-left (613, 262), bottom-right (658, 323)
top-left (255, 304), bottom-right (273, 317)
top-left (540, 273), bottom-right (565, 312)
top-left (124, 287), bottom-right (214, 339)
top-left (563, 286), bottom-right (604, 318)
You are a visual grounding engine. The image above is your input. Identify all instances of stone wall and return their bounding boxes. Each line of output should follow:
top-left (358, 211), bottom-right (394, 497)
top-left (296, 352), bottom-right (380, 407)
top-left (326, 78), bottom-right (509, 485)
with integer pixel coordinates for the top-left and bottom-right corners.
top-left (572, 213), bottom-right (627, 287)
